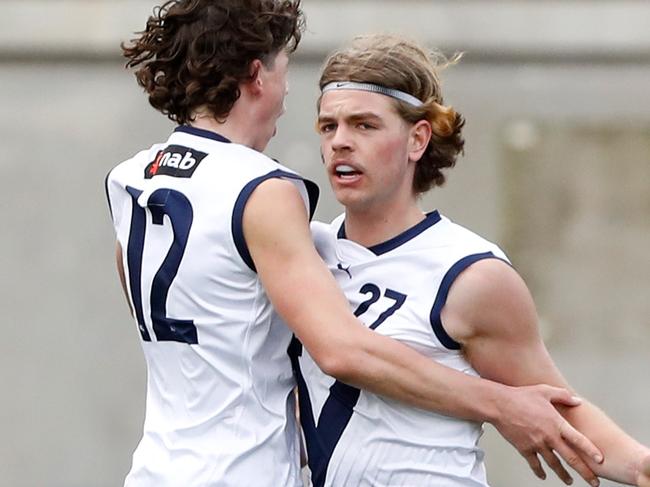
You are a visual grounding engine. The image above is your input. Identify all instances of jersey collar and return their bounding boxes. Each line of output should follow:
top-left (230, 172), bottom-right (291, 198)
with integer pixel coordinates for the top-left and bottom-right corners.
top-left (337, 210), bottom-right (442, 256)
top-left (175, 125), bottom-right (231, 143)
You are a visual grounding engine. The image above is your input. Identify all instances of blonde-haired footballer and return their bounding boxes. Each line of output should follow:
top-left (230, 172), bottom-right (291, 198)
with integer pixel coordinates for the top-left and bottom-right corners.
top-left (294, 34), bottom-right (650, 487)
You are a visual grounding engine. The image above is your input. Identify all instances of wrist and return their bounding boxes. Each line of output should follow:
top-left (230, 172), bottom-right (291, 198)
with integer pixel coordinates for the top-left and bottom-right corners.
top-left (470, 378), bottom-right (513, 425)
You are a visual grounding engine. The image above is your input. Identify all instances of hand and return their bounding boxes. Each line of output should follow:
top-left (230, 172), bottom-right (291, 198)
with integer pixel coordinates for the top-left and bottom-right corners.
top-left (493, 384), bottom-right (603, 486)
top-left (636, 452), bottom-right (650, 487)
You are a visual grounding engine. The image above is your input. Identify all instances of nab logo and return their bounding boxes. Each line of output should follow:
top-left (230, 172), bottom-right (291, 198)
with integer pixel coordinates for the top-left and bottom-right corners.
top-left (145, 145), bottom-right (208, 179)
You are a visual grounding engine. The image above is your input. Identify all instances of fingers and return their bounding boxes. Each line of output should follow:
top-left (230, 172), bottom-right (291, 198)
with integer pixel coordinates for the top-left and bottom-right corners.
top-left (538, 447), bottom-right (574, 485)
top-left (524, 452), bottom-right (547, 481)
top-left (498, 384), bottom-right (605, 485)
top-left (559, 421), bottom-right (603, 464)
top-left (552, 440), bottom-right (600, 487)
top-left (544, 385), bottom-right (582, 407)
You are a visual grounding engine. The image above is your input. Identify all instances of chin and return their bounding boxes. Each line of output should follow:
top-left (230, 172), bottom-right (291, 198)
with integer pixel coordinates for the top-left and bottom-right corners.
top-left (332, 191), bottom-right (357, 209)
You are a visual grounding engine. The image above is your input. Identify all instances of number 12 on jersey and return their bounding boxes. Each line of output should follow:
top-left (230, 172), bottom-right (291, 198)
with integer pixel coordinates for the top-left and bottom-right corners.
top-left (125, 186), bottom-right (199, 345)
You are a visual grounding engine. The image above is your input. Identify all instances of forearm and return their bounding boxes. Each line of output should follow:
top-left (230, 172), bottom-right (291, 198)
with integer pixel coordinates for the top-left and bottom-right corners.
top-left (560, 401), bottom-right (649, 484)
top-left (243, 181), bottom-right (512, 423)
top-left (328, 324), bottom-right (510, 422)
top-left (279, 259), bottom-right (512, 422)
top-left (282, 275), bottom-right (512, 421)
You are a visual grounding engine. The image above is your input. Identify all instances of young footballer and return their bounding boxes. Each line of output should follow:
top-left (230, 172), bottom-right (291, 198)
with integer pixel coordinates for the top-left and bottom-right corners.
top-left (295, 34), bottom-right (650, 487)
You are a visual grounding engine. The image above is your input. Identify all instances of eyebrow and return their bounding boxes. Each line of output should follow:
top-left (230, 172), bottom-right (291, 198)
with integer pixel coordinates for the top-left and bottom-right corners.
top-left (317, 112), bottom-right (384, 124)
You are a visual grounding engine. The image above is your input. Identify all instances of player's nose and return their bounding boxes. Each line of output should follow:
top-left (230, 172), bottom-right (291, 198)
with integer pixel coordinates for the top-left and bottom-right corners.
top-left (330, 124), bottom-right (353, 151)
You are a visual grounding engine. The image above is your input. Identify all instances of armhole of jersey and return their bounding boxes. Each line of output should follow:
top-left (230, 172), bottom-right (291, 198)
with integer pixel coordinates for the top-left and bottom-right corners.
top-left (231, 169), bottom-right (320, 272)
top-left (104, 170), bottom-right (114, 222)
top-left (430, 251), bottom-right (508, 350)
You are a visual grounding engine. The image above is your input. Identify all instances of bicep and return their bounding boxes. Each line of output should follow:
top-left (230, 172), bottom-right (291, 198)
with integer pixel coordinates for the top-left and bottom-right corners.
top-left (442, 259), bottom-right (570, 389)
top-left (444, 260), bottom-right (649, 481)
top-left (242, 178), bottom-right (360, 364)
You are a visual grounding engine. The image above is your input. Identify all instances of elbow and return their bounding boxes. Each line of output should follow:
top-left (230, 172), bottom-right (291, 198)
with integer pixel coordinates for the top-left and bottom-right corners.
top-left (305, 324), bottom-right (374, 382)
top-left (313, 347), bottom-right (358, 382)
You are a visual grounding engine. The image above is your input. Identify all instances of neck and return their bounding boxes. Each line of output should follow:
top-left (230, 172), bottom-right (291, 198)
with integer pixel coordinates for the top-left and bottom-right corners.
top-left (190, 100), bottom-right (259, 149)
top-left (344, 201), bottom-right (425, 248)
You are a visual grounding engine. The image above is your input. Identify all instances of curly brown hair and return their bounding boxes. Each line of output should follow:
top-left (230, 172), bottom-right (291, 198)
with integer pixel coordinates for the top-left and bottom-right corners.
top-left (318, 34), bottom-right (465, 194)
top-left (122, 0), bottom-right (304, 124)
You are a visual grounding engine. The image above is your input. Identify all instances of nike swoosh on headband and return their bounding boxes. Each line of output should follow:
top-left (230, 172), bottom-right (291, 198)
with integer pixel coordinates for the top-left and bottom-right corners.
top-left (322, 81), bottom-right (423, 107)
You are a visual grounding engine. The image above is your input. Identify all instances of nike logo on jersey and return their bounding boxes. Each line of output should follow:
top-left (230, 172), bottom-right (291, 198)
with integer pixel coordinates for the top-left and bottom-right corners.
top-left (145, 145), bottom-right (207, 179)
top-left (337, 262), bottom-right (352, 279)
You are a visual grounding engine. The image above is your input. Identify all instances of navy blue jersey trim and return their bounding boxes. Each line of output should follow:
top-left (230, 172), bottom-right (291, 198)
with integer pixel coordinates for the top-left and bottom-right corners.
top-left (231, 170), bottom-right (320, 272)
top-left (289, 338), bottom-right (359, 487)
top-left (430, 252), bottom-right (508, 350)
top-left (174, 125), bottom-right (231, 143)
top-left (104, 171), bottom-right (114, 221)
top-left (337, 210), bottom-right (442, 255)
top-left (290, 344), bottom-right (322, 483)
top-left (310, 382), bottom-right (360, 487)
top-left (336, 222), bottom-right (345, 239)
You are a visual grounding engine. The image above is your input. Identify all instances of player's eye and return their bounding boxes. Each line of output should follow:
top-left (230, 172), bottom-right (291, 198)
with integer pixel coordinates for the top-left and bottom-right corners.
top-left (319, 123), bottom-right (336, 134)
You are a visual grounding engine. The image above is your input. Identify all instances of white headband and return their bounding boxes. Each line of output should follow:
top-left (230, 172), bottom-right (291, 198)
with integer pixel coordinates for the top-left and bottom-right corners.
top-left (321, 81), bottom-right (423, 107)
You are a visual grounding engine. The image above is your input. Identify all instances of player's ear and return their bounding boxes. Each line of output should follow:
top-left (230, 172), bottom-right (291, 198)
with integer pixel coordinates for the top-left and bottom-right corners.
top-left (244, 59), bottom-right (264, 96)
top-left (408, 120), bottom-right (432, 163)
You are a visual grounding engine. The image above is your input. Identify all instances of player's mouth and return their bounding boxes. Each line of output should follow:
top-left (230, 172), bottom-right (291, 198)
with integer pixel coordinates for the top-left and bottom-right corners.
top-left (332, 163), bottom-right (363, 183)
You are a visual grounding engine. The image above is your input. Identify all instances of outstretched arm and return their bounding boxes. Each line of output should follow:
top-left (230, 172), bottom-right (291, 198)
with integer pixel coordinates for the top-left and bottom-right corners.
top-left (559, 402), bottom-right (650, 484)
top-left (443, 257), bottom-right (650, 486)
top-left (241, 178), bottom-right (602, 485)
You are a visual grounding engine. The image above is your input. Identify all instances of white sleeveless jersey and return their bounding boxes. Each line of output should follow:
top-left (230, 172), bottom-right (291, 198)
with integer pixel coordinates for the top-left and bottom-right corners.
top-left (294, 211), bottom-right (508, 487)
top-left (105, 126), bottom-right (318, 487)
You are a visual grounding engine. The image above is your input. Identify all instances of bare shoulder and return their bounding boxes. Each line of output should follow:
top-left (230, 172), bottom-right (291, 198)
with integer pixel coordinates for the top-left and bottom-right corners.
top-left (246, 176), bottom-right (306, 210)
top-left (244, 177), bottom-right (310, 235)
top-left (442, 258), bottom-right (538, 344)
top-left (242, 175), bottom-right (316, 275)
